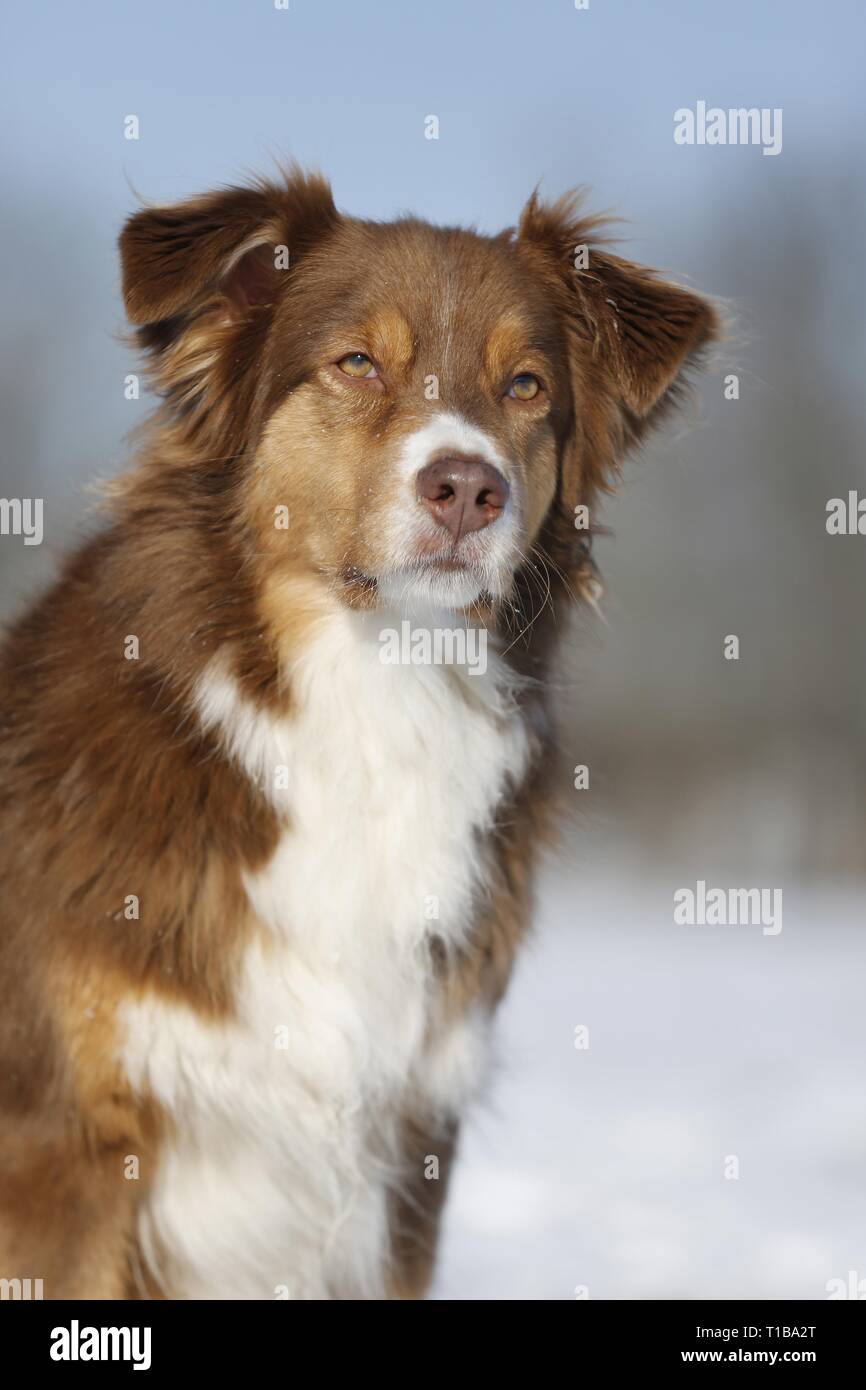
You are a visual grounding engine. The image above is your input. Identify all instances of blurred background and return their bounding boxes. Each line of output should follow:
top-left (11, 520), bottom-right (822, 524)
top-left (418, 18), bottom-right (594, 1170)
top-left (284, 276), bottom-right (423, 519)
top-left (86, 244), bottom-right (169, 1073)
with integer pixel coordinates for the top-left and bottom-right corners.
top-left (2, 0), bottom-right (864, 1298)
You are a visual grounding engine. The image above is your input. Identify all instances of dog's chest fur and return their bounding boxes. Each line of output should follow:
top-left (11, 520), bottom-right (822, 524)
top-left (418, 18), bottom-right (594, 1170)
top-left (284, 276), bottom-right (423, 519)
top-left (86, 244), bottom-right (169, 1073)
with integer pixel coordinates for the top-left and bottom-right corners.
top-left (119, 608), bottom-right (531, 1298)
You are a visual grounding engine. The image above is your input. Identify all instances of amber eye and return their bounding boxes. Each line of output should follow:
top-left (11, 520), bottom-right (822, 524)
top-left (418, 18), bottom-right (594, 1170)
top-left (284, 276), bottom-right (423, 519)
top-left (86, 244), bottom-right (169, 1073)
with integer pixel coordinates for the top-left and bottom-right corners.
top-left (508, 373), bottom-right (541, 401)
top-left (337, 352), bottom-right (378, 379)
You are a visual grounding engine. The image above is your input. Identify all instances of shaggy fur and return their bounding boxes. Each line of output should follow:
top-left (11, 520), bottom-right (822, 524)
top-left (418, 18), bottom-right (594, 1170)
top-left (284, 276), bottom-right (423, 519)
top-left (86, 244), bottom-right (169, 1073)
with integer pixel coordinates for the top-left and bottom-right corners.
top-left (0, 167), bottom-right (716, 1299)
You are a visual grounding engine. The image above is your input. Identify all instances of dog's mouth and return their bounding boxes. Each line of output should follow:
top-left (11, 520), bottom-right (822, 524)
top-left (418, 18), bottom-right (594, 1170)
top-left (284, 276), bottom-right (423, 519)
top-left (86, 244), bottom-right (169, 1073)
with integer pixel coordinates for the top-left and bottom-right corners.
top-left (341, 553), bottom-right (473, 587)
top-left (340, 554), bottom-right (497, 611)
top-left (413, 554), bottom-right (471, 574)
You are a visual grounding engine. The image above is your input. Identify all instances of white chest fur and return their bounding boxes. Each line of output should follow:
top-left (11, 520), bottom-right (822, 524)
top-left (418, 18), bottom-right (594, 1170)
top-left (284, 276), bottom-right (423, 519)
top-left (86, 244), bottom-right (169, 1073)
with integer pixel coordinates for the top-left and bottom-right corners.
top-left (120, 607), bottom-right (530, 1299)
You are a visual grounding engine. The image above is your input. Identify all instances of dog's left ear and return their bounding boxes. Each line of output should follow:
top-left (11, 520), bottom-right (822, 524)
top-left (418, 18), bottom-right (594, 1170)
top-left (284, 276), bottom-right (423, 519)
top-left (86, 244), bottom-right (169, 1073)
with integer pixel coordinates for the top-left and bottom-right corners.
top-left (570, 244), bottom-right (717, 418)
top-left (518, 190), bottom-right (718, 504)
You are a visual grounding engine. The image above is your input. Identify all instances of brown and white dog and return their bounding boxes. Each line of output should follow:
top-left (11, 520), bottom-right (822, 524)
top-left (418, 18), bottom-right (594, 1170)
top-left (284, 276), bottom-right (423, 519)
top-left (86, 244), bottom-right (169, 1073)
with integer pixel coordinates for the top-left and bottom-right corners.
top-left (0, 168), bottom-right (716, 1300)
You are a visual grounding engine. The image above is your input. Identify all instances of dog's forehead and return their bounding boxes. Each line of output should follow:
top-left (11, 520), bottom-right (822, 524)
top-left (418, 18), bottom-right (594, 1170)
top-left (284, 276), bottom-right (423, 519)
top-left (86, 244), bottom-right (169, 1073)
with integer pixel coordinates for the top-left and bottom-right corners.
top-left (309, 217), bottom-right (557, 355)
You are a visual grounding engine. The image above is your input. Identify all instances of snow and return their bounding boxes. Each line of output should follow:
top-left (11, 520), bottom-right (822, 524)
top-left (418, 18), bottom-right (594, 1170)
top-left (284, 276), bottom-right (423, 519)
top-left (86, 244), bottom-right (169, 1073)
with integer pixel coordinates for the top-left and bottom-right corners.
top-left (433, 859), bottom-right (866, 1300)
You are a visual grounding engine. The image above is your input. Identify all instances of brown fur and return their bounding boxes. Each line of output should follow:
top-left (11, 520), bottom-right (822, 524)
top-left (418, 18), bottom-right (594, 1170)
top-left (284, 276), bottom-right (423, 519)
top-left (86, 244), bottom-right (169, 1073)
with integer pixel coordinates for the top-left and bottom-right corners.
top-left (0, 167), bottom-right (716, 1299)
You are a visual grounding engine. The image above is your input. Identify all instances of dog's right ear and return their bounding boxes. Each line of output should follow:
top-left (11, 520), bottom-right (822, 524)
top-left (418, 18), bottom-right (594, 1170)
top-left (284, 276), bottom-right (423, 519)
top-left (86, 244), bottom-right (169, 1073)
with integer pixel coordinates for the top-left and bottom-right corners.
top-left (118, 168), bottom-right (338, 448)
top-left (120, 167), bottom-right (338, 327)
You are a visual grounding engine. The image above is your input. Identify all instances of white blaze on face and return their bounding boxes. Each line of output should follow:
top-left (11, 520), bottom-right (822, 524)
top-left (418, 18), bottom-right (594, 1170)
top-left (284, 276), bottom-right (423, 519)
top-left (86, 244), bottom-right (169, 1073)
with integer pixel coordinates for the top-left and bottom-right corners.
top-left (376, 411), bottom-right (522, 610)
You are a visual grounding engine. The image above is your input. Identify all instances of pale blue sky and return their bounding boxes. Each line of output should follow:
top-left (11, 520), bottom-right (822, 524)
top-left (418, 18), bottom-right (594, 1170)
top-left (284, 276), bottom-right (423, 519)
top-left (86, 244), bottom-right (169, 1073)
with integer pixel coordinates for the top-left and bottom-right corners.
top-left (3, 0), bottom-right (863, 245)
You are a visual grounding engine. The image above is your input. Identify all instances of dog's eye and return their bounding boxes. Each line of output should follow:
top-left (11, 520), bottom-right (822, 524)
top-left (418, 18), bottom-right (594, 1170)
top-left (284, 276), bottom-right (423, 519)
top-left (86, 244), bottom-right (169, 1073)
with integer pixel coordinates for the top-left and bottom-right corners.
top-left (508, 373), bottom-right (541, 401)
top-left (338, 353), bottom-right (378, 379)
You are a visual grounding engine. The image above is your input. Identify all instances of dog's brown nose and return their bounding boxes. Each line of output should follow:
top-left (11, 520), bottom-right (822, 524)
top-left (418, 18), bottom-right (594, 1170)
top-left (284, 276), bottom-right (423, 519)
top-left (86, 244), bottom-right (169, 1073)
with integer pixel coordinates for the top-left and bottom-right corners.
top-left (416, 456), bottom-right (509, 543)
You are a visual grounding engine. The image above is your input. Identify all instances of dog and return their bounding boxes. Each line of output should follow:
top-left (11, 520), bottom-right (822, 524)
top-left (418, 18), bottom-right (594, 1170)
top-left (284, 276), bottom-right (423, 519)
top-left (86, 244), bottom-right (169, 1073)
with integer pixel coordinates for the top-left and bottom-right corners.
top-left (0, 168), bottom-right (716, 1299)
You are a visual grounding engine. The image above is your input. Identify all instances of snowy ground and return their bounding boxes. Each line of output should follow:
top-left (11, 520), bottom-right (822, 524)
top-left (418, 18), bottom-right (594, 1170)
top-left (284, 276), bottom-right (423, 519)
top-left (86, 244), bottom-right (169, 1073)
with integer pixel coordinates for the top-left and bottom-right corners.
top-left (433, 858), bottom-right (866, 1300)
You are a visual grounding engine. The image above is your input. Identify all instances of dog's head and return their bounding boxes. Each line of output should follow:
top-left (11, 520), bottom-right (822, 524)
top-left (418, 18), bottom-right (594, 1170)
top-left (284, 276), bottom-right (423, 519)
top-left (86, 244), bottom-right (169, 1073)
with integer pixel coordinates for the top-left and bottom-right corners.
top-left (121, 168), bottom-right (716, 617)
